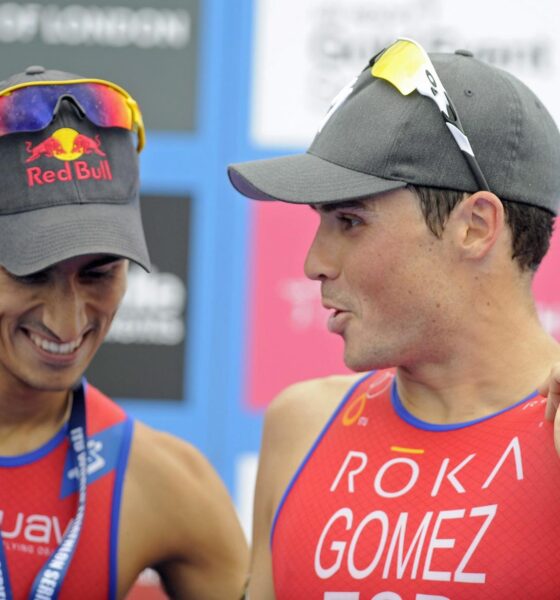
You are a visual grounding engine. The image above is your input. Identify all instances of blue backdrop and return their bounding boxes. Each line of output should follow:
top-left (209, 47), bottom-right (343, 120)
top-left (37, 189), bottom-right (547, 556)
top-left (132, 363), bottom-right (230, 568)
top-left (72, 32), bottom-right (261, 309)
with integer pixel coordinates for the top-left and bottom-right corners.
top-left (120, 0), bottom-right (264, 506)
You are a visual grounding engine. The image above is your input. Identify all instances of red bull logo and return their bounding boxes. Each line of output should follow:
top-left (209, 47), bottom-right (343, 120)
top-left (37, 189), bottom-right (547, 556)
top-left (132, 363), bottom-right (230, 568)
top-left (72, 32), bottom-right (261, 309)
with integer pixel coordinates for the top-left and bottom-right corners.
top-left (24, 127), bottom-right (112, 187)
top-left (25, 137), bottom-right (65, 163)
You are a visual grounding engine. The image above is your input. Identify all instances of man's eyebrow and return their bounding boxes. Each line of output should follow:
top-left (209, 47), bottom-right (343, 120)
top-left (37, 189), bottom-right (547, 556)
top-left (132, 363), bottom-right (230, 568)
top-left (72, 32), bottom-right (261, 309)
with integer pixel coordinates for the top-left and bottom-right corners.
top-left (83, 255), bottom-right (123, 269)
top-left (310, 200), bottom-right (368, 213)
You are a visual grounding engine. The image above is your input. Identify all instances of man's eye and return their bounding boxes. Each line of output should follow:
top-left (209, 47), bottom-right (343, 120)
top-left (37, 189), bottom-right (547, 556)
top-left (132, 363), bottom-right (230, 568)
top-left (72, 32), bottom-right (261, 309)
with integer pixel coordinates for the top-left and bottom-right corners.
top-left (83, 268), bottom-right (114, 279)
top-left (337, 214), bottom-right (362, 229)
top-left (11, 272), bottom-right (49, 284)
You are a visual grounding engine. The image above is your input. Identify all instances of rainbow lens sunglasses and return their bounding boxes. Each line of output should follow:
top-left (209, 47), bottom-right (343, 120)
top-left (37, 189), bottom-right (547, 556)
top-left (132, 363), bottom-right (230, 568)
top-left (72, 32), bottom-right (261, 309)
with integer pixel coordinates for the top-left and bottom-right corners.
top-left (0, 78), bottom-right (145, 152)
top-left (370, 38), bottom-right (490, 191)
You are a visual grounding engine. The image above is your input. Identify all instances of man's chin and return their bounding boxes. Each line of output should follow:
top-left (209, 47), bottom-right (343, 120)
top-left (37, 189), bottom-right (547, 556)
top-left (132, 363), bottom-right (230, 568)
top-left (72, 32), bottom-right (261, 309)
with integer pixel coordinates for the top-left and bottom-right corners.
top-left (343, 348), bottom-right (394, 373)
top-left (343, 352), bottom-right (374, 373)
top-left (18, 370), bottom-right (85, 394)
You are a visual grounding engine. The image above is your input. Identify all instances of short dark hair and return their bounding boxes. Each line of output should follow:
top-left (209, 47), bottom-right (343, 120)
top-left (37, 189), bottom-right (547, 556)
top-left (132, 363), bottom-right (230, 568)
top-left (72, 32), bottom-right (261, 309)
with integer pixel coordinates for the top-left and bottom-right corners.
top-left (408, 184), bottom-right (555, 272)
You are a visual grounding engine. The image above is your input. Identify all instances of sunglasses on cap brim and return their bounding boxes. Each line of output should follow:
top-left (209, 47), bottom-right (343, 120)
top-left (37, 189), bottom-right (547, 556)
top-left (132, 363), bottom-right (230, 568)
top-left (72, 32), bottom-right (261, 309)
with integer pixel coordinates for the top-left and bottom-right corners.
top-left (370, 37), bottom-right (490, 192)
top-left (0, 78), bottom-right (145, 152)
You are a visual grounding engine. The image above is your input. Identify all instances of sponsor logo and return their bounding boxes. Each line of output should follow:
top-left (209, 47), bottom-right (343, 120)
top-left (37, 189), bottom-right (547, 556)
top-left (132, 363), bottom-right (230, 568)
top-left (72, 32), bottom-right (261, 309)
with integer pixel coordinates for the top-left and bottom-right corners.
top-left (66, 439), bottom-right (106, 481)
top-left (60, 421), bottom-right (125, 499)
top-left (24, 127), bottom-right (112, 187)
top-left (342, 371), bottom-right (394, 426)
top-left (0, 510), bottom-right (68, 548)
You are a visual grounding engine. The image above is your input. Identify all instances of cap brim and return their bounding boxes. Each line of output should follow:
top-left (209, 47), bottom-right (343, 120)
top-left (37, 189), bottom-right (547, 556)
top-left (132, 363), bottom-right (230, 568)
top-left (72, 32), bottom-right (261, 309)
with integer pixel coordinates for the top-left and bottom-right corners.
top-left (0, 201), bottom-right (151, 276)
top-left (228, 151), bottom-right (407, 204)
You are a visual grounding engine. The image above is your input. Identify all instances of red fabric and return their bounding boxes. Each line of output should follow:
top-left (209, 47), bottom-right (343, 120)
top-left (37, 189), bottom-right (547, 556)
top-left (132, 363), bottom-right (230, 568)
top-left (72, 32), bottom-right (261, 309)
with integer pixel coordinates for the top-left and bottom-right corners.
top-left (0, 385), bottom-right (127, 599)
top-left (272, 370), bottom-right (560, 599)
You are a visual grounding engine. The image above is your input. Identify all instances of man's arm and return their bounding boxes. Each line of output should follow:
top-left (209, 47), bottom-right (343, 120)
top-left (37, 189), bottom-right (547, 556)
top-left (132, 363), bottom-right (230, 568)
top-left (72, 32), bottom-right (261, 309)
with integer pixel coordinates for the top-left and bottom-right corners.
top-left (119, 423), bottom-right (249, 599)
top-left (248, 374), bottom-right (362, 599)
top-left (248, 399), bottom-right (285, 600)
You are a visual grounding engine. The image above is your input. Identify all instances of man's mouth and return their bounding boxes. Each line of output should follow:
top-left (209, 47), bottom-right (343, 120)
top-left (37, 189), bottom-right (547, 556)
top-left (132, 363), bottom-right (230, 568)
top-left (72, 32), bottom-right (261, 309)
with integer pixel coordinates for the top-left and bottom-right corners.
top-left (28, 332), bottom-right (84, 355)
top-left (322, 299), bottom-right (347, 313)
top-left (327, 309), bottom-right (350, 334)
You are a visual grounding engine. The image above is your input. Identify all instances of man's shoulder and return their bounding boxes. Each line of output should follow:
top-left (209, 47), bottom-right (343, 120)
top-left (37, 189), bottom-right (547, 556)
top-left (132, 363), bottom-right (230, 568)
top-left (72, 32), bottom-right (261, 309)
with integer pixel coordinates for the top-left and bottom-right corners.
top-left (119, 423), bottom-right (242, 563)
top-left (128, 422), bottom-right (214, 489)
top-left (252, 372), bottom-right (370, 552)
top-left (265, 372), bottom-right (366, 428)
top-left (84, 382), bottom-right (129, 432)
top-left (258, 373), bottom-right (366, 490)
top-left (118, 425), bottom-right (249, 595)
top-left (85, 384), bottom-right (223, 483)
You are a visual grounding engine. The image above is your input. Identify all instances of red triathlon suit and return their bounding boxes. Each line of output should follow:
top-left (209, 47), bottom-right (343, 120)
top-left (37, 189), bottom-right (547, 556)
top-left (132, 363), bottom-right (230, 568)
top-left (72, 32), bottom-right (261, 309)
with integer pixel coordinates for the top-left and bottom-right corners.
top-left (271, 369), bottom-right (560, 599)
top-left (0, 381), bottom-right (133, 599)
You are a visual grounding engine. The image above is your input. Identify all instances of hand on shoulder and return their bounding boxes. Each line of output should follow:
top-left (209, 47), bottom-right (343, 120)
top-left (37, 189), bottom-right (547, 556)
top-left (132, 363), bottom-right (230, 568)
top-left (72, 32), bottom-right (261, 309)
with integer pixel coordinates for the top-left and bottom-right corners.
top-left (541, 363), bottom-right (560, 457)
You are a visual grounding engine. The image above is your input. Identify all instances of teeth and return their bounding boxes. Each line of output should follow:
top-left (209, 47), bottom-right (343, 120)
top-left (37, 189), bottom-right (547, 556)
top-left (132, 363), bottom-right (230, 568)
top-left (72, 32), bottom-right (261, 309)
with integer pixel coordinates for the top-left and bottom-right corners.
top-left (29, 333), bottom-right (82, 355)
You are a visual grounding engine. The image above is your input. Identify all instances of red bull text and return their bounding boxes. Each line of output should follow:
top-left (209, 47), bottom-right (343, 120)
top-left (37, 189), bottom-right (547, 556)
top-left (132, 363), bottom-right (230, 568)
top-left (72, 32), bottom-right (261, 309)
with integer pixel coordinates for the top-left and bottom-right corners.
top-left (24, 128), bottom-right (113, 187)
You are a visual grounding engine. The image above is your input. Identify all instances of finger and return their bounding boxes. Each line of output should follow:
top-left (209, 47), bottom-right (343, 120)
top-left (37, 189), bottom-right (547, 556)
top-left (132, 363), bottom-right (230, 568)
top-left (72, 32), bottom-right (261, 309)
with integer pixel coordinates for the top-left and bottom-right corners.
top-left (545, 390), bottom-right (560, 422)
top-left (541, 363), bottom-right (560, 394)
top-left (538, 374), bottom-right (550, 397)
top-left (554, 409), bottom-right (560, 457)
top-left (543, 364), bottom-right (560, 421)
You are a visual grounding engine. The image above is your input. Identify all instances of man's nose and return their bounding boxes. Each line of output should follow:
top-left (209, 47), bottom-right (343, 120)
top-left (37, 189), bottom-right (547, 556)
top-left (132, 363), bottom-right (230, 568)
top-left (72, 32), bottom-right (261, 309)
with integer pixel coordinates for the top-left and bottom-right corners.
top-left (41, 279), bottom-right (88, 341)
top-left (304, 225), bottom-right (340, 281)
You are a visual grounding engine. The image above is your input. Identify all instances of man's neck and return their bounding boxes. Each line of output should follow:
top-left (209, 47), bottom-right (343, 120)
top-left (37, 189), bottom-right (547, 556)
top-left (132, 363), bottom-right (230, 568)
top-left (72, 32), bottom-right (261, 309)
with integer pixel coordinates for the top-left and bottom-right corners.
top-left (0, 384), bottom-right (72, 456)
top-left (396, 313), bottom-right (560, 424)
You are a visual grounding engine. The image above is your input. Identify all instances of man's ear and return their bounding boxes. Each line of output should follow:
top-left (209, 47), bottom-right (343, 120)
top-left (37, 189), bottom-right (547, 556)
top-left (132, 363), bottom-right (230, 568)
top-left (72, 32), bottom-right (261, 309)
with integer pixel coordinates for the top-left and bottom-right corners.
top-left (447, 192), bottom-right (505, 260)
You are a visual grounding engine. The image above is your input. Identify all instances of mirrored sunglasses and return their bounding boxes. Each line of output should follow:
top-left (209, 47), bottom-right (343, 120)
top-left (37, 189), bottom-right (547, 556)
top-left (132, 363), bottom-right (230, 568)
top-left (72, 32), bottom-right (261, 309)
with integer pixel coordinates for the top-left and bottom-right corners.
top-left (370, 38), bottom-right (489, 191)
top-left (0, 78), bottom-right (145, 152)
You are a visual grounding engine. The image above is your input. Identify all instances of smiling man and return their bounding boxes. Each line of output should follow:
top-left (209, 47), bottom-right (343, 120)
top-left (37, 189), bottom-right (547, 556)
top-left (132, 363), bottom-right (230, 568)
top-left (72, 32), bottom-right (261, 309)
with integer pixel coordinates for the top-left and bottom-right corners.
top-left (0, 66), bottom-right (248, 599)
top-left (228, 40), bottom-right (560, 598)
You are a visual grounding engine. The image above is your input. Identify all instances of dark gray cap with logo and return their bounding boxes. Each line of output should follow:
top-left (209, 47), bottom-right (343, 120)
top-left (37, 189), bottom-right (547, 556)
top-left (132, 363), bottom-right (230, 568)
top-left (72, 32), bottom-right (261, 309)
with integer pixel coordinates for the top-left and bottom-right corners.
top-left (228, 49), bottom-right (560, 215)
top-left (0, 65), bottom-right (150, 275)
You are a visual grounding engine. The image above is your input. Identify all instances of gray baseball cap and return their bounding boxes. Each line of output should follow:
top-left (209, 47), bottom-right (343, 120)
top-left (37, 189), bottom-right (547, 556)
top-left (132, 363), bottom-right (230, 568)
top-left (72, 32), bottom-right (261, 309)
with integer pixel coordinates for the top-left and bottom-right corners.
top-left (228, 48), bottom-right (560, 214)
top-left (0, 65), bottom-right (150, 275)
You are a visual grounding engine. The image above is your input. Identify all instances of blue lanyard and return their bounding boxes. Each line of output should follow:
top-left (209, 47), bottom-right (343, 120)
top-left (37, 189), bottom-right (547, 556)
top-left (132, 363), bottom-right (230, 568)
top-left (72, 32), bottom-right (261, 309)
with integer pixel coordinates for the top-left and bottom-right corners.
top-left (0, 381), bottom-right (88, 600)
